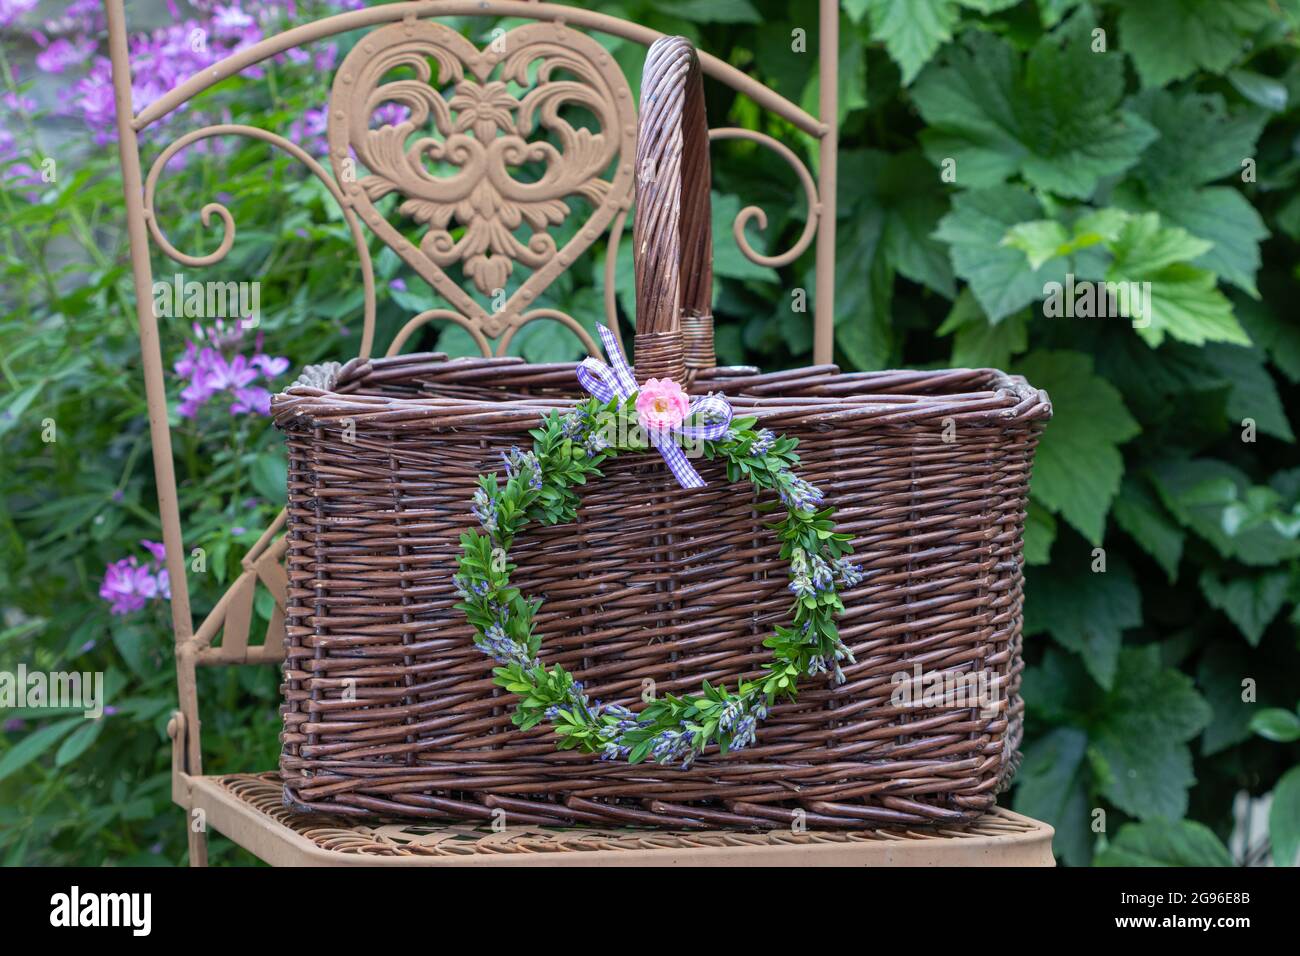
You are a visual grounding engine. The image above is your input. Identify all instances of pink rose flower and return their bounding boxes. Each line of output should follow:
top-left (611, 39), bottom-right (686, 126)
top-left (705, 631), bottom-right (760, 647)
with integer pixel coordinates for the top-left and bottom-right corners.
top-left (635, 377), bottom-right (690, 431)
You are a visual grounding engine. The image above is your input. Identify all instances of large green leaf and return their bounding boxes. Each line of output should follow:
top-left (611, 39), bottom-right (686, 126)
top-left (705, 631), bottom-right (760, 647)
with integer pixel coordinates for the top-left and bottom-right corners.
top-left (1014, 350), bottom-right (1141, 544)
top-left (1197, 644), bottom-right (1259, 756)
top-left (862, 0), bottom-right (960, 85)
top-left (1096, 819), bottom-right (1234, 866)
top-left (0, 718), bottom-right (82, 784)
top-left (1116, 89), bottom-right (1269, 293)
top-left (934, 186), bottom-right (1069, 321)
top-left (1089, 646), bottom-right (1212, 820)
top-left (1250, 707), bottom-right (1300, 743)
top-left (862, 0), bottom-right (1022, 85)
top-left (1200, 344), bottom-right (1294, 441)
top-left (1150, 459), bottom-right (1300, 566)
top-left (832, 200), bottom-right (894, 370)
top-left (914, 10), bottom-right (1157, 198)
top-left (1023, 499), bottom-right (1058, 565)
top-left (840, 150), bottom-right (955, 298)
top-left (1013, 727), bottom-right (1093, 867)
top-left (1118, 0), bottom-right (1278, 87)
top-left (1142, 188), bottom-right (1269, 299)
top-left (711, 192), bottom-right (780, 284)
top-left (1113, 474), bottom-right (1185, 581)
top-left (1271, 766), bottom-right (1300, 866)
top-left (1198, 568), bottom-right (1291, 646)
top-left (650, 0), bottom-right (760, 23)
top-left (1105, 212), bottom-right (1248, 348)
top-left (1237, 295), bottom-right (1300, 384)
top-left (1026, 553), bottom-right (1141, 689)
top-left (1125, 90), bottom-right (1268, 194)
top-left (249, 450), bottom-right (289, 506)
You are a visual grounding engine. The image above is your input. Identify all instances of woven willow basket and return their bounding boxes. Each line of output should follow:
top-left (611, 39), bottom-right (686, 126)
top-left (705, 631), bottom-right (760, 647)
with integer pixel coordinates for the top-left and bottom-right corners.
top-left (271, 38), bottom-right (1052, 828)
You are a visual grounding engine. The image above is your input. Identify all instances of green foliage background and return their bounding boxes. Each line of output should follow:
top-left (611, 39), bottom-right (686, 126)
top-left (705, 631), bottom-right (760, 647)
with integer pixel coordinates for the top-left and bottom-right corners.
top-left (2, 0), bottom-right (1299, 865)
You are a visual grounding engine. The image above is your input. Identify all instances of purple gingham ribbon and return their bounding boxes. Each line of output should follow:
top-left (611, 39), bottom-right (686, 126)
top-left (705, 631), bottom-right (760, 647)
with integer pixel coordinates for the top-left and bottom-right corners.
top-left (577, 325), bottom-right (733, 489)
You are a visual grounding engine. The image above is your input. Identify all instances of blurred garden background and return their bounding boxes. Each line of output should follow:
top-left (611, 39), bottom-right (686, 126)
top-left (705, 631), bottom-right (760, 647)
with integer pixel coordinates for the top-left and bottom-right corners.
top-left (2, 0), bottom-right (1299, 865)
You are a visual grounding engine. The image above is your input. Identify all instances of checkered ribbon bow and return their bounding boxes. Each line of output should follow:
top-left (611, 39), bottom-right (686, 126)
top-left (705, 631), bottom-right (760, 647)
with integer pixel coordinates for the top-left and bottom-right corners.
top-left (576, 325), bottom-right (733, 489)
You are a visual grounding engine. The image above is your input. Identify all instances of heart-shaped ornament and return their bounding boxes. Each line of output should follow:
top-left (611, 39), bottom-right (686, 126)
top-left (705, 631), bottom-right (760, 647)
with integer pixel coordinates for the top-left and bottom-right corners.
top-left (328, 20), bottom-right (637, 339)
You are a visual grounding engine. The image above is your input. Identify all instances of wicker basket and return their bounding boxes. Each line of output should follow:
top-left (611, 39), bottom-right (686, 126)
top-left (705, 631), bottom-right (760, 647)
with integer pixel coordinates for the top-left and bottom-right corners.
top-left (271, 37), bottom-right (1052, 828)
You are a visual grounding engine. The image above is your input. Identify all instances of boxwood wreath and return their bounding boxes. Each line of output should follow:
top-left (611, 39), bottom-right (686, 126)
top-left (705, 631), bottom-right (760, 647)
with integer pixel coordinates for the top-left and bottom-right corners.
top-left (453, 395), bottom-right (864, 768)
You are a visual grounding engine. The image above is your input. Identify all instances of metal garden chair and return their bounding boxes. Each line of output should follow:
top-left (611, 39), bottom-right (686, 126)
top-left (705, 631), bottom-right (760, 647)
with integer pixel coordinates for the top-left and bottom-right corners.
top-left (104, 0), bottom-right (1054, 866)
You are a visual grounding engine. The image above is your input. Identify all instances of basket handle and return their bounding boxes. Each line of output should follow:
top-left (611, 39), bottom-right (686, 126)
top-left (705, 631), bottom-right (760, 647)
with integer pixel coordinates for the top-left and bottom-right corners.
top-left (632, 36), bottom-right (715, 385)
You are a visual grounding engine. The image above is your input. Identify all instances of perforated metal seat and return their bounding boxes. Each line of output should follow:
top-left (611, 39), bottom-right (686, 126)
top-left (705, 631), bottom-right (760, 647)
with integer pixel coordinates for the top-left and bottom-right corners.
top-left (182, 772), bottom-right (1054, 866)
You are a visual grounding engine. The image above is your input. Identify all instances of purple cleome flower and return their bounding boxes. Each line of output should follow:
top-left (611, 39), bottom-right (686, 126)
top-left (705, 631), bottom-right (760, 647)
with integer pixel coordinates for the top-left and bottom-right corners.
top-left (34, 35), bottom-right (96, 74)
top-left (0, 0), bottom-right (38, 30)
top-left (173, 321), bottom-right (288, 419)
top-left (99, 540), bottom-right (172, 615)
top-left (23, 1), bottom-right (358, 155)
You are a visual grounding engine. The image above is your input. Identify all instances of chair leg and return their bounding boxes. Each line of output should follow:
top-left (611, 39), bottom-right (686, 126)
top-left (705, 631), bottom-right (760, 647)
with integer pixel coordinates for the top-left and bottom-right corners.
top-left (187, 819), bottom-right (209, 867)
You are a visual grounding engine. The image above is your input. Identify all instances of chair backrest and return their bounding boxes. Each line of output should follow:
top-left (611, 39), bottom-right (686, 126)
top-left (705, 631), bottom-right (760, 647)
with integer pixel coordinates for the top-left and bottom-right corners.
top-left (104, 0), bottom-right (840, 777)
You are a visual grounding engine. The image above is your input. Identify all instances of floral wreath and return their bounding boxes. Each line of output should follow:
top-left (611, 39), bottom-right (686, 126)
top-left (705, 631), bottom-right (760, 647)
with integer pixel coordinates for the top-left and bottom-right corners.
top-left (454, 327), bottom-right (862, 767)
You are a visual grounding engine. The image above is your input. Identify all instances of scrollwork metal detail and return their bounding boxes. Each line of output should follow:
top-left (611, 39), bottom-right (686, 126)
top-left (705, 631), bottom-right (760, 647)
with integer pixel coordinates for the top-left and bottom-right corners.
top-left (330, 19), bottom-right (637, 340)
top-left (141, 123), bottom-right (378, 359)
top-left (708, 127), bottom-right (820, 269)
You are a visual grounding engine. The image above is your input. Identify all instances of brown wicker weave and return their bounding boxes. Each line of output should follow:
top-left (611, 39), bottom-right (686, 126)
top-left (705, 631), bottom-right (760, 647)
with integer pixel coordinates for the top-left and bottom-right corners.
top-left (271, 36), bottom-right (1052, 828)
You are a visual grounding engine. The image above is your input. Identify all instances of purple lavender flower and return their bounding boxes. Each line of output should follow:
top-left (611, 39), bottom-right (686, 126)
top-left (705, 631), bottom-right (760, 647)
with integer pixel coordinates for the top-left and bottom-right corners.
top-left (650, 728), bottom-right (691, 762)
top-left (833, 557), bottom-right (864, 587)
top-left (729, 714), bottom-right (757, 750)
top-left (471, 487), bottom-right (498, 533)
top-left (810, 555), bottom-right (834, 592)
top-left (717, 698), bottom-right (744, 732)
top-left (501, 446), bottom-right (543, 490)
top-left (479, 623), bottom-right (531, 666)
top-left (2, 717), bottom-right (26, 733)
top-left (600, 742), bottom-right (632, 761)
top-left (777, 474), bottom-right (824, 512)
top-left (748, 428), bottom-right (775, 457)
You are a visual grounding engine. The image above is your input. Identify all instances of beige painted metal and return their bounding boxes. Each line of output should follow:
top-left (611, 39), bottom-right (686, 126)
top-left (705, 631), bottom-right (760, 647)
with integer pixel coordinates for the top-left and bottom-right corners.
top-left (104, 0), bottom-right (1048, 866)
top-left (181, 773), bottom-right (1056, 867)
